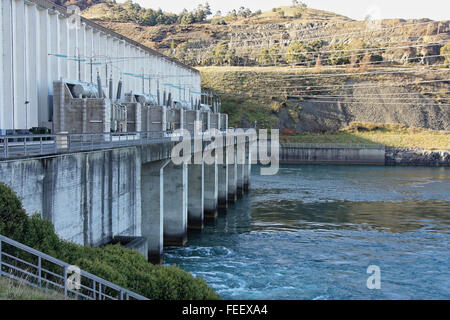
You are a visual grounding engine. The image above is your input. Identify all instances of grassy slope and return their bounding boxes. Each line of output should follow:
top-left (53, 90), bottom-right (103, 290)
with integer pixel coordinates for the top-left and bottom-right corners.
top-left (280, 123), bottom-right (450, 150)
top-left (199, 66), bottom-right (450, 128)
top-left (0, 277), bottom-right (66, 300)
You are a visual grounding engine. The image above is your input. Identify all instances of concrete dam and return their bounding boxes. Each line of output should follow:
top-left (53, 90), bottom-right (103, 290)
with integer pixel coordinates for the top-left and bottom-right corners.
top-left (0, 0), bottom-right (254, 264)
top-left (0, 120), bottom-right (253, 263)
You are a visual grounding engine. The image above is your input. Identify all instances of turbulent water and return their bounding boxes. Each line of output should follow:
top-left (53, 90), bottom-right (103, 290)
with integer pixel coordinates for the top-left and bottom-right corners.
top-left (165, 165), bottom-right (450, 300)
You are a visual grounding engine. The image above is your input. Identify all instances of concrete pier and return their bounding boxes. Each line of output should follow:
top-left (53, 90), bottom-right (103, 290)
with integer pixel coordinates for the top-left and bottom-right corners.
top-left (218, 140), bottom-right (229, 209)
top-left (227, 144), bottom-right (238, 203)
top-left (141, 160), bottom-right (167, 264)
top-left (203, 159), bottom-right (219, 219)
top-left (188, 162), bottom-right (204, 230)
top-left (236, 163), bottom-right (245, 198)
top-left (163, 162), bottom-right (188, 246)
top-left (244, 141), bottom-right (252, 191)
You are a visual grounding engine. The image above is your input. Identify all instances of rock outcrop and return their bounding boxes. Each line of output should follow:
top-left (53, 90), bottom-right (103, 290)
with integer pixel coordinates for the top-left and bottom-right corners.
top-left (385, 147), bottom-right (450, 166)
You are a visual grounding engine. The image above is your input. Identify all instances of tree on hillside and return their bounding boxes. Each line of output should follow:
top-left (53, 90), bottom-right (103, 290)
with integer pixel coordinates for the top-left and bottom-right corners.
top-left (213, 41), bottom-right (236, 66)
top-left (441, 44), bottom-right (450, 67)
top-left (257, 48), bottom-right (272, 66)
top-left (270, 44), bottom-right (283, 65)
top-left (305, 40), bottom-right (324, 65)
top-left (328, 43), bottom-right (350, 65)
top-left (238, 7), bottom-right (252, 18)
top-left (286, 42), bottom-right (308, 66)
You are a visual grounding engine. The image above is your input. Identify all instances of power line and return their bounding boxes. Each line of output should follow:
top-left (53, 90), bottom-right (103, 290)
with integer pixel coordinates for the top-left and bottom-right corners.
top-left (230, 67), bottom-right (450, 82)
top-left (251, 78), bottom-right (450, 89)
top-left (195, 43), bottom-right (449, 68)
top-left (194, 40), bottom-right (449, 59)
top-left (187, 20), bottom-right (448, 53)
top-left (212, 78), bottom-right (450, 96)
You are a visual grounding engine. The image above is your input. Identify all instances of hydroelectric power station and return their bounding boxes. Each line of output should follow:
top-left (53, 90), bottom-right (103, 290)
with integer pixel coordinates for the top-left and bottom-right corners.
top-left (0, 0), bottom-right (253, 264)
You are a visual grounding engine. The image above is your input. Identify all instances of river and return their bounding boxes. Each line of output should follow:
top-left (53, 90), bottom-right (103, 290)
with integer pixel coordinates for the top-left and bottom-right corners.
top-left (165, 165), bottom-right (450, 299)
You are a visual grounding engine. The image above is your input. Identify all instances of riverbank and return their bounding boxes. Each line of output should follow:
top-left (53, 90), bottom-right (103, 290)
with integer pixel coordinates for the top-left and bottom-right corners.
top-left (386, 147), bottom-right (450, 166)
top-left (279, 123), bottom-right (450, 150)
top-left (279, 144), bottom-right (450, 166)
top-left (278, 123), bottom-right (450, 166)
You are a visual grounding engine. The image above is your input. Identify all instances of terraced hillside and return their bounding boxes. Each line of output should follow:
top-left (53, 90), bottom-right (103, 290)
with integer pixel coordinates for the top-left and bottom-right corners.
top-left (199, 66), bottom-right (450, 132)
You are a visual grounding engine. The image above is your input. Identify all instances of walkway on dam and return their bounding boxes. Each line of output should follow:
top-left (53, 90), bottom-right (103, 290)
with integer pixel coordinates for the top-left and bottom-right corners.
top-left (0, 130), bottom-right (228, 160)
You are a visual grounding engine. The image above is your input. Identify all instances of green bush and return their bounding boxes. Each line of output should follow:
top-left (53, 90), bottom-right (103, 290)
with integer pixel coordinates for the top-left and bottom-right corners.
top-left (0, 183), bottom-right (220, 300)
top-left (0, 183), bottom-right (29, 242)
top-left (441, 44), bottom-right (450, 67)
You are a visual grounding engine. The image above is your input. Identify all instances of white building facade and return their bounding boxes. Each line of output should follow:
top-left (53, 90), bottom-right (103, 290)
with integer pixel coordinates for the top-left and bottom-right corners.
top-left (0, 0), bottom-right (201, 132)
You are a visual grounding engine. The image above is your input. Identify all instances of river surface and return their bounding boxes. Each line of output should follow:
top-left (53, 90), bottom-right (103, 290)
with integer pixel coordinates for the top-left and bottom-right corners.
top-left (165, 165), bottom-right (450, 300)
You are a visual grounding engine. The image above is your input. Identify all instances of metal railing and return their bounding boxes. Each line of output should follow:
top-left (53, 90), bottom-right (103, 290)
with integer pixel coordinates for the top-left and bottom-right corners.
top-left (0, 129), bottom-right (236, 160)
top-left (0, 234), bottom-right (148, 300)
top-left (0, 131), bottom-right (172, 160)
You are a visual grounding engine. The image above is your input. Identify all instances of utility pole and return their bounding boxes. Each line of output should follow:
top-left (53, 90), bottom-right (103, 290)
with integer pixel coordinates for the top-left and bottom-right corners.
top-left (141, 69), bottom-right (145, 93)
top-left (90, 57), bottom-right (93, 83)
top-left (77, 50), bottom-right (81, 81)
top-left (148, 77), bottom-right (151, 95)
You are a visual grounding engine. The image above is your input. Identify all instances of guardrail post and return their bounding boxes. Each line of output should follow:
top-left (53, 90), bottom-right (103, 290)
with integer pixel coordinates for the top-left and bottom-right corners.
top-left (64, 265), bottom-right (68, 299)
top-left (38, 256), bottom-right (42, 288)
top-left (0, 238), bottom-right (2, 276)
top-left (93, 280), bottom-right (96, 300)
top-left (3, 138), bottom-right (7, 159)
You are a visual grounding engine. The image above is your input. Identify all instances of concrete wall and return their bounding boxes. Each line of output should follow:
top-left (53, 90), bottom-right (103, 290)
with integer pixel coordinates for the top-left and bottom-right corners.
top-left (0, 0), bottom-right (201, 131)
top-left (280, 144), bottom-right (386, 165)
top-left (0, 147), bottom-right (141, 246)
top-left (0, 132), bottom-right (248, 262)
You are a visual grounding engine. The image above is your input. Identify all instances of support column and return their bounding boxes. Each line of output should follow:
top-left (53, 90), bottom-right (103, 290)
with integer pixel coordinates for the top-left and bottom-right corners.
top-left (188, 161), bottom-right (204, 230)
top-left (236, 134), bottom-right (246, 198)
top-left (244, 140), bottom-right (252, 191)
top-left (163, 162), bottom-right (188, 246)
top-left (236, 163), bottom-right (245, 198)
top-left (218, 136), bottom-right (228, 209)
top-left (227, 140), bottom-right (237, 203)
top-left (204, 158), bottom-right (218, 219)
top-left (141, 160), bottom-right (168, 264)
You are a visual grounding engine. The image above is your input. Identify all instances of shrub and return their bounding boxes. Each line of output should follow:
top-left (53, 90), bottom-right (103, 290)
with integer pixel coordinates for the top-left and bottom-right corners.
top-left (441, 44), bottom-right (450, 67)
top-left (286, 42), bottom-right (308, 65)
top-left (0, 183), bottom-right (220, 300)
top-left (0, 183), bottom-right (29, 242)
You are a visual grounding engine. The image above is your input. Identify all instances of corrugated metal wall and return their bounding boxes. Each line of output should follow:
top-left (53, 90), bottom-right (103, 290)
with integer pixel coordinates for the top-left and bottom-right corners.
top-left (0, 0), bottom-right (201, 132)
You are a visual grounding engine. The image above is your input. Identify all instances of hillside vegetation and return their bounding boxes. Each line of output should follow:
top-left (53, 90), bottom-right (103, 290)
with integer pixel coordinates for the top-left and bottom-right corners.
top-left (80, 2), bottom-right (449, 68)
top-left (0, 277), bottom-right (67, 300)
top-left (280, 123), bottom-right (450, 150)
top-left (199, 66), bottom-right (450, 131)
